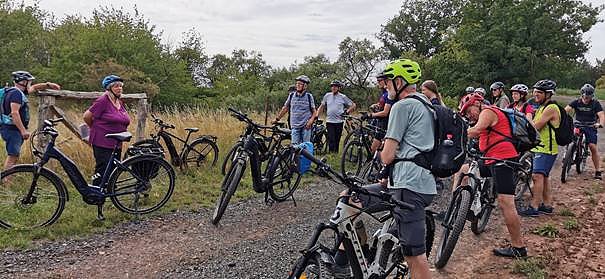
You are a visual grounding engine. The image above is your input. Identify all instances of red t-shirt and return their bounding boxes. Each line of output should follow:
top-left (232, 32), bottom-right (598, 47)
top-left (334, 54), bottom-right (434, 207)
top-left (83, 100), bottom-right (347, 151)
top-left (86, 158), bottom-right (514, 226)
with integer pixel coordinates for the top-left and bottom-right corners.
top-left (479, 107), bottom-right (518, 164)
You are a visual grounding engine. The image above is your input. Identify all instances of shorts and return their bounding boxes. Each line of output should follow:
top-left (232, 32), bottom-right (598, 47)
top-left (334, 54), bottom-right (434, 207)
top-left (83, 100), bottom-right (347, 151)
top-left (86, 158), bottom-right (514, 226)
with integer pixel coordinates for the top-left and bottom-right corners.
top-left (1, 127), bottom-right (24, 156)
top-left (356, 185), bottom-right (434, 256)
top-left (532, 153), bottom-right (557, 177)
top-left (580, 127), bottom-right (598, 145)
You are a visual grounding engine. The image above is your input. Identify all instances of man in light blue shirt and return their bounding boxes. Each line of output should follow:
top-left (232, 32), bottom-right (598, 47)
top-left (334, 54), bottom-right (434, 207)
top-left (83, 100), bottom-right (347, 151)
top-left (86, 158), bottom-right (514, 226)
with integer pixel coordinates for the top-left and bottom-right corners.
top-left (315, 80), bottom-right (356, 153)
top-left (274, 75), bottom-right (316, 144)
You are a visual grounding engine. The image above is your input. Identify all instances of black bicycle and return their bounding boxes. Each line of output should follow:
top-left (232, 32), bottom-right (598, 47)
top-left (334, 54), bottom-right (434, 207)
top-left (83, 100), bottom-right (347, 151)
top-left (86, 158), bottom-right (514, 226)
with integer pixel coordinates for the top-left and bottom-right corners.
top-left (311, 118), bottom-right (328, 155)
top-left (561, 121), bottom-right (600, 183)
top-left (341, 115), bottom-right (384, 179)
top-left (0, 118), bottom-right (176, 229)
top-left (132, 115), bottom-right (219, 171)
top-left (212, 108), bottom-right (302, 225)
top-left (514, 152), bottom-right (534, 209)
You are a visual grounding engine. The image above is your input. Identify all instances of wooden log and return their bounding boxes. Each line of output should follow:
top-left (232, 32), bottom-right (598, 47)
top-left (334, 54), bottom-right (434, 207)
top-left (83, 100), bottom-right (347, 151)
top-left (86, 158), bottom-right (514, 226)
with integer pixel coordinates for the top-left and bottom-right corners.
top-left (36, 95), bottom-right (56, 150)
top-left (135, 98), bottom-right (148, 141)
top-left (49, 105), bottom-right (85, 140)
top-left (38, 89), bottom-right (147, 100)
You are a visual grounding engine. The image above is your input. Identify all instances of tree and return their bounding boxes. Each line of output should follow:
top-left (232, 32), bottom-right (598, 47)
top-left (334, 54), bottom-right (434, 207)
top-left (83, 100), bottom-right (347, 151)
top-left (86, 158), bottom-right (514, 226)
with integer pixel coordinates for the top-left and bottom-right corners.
top-left (337, 37), bottom-right (386, 93)
top-left (206, 49), bottom-right (271, 95)
top-left (175, 28), bottom-right (210, 87)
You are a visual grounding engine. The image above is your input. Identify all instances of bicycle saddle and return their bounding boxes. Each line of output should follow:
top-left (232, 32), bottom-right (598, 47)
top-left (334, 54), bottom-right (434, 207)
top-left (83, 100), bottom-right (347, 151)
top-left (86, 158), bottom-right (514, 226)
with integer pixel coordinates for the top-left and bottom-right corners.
top-left (105, 132), bottom-right (133, 142)
top-left (185, 127), bottom-right (199, 132)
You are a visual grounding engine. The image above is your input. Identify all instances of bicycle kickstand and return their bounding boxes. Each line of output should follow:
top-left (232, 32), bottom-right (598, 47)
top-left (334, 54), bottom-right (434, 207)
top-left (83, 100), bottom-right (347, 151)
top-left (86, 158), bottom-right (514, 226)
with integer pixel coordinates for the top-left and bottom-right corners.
top-left (290, 193), bottom-right (297, 207)
top-left (264, 192), bottom-right (274, 206)
top-left (97, 204), bottom-right (106, 221)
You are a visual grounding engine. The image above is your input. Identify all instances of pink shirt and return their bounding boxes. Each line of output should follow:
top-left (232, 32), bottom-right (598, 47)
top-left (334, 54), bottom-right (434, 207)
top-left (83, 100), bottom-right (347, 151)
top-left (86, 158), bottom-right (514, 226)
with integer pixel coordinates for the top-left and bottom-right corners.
top-left (88, 94), bottom-right (131, 149)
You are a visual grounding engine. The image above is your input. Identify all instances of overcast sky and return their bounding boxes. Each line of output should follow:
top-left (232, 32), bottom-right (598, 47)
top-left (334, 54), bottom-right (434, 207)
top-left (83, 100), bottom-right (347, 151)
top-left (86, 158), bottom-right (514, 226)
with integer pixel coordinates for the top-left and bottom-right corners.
top-left (23, 0), bottom-right (605, 67)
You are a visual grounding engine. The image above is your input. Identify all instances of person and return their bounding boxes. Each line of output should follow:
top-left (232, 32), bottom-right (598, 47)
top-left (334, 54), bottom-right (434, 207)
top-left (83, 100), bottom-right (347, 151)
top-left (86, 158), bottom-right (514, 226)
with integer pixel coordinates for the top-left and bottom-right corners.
top-left (564, 84), bottom-right (605, 179)
top-left (459, 92), bottom-right (527, 258)
top-left (333, 59), bottom-right (435, 278)
top-left (367, 74), bottom-right (395, 153)
top-left (274, 75), bottom-right (316, 144)
top-left (1, 71), bottom-right (61, 170)
top-left (508, 84), bottom-right (534, 120)
top-left (474, 87), bottom-right (486, 98)
top-left (83, 75), bottom-right (131, 186)
top-left (421, 80), bottom-right (443, 106)
top-left (490, 81), bottom-right (510, 109)
top-left (519, 80), bottom-right (560, 217)
top-left (463, 86), bottom-right (475, 98)
top-left (315, 80), bottom-right (356, 153)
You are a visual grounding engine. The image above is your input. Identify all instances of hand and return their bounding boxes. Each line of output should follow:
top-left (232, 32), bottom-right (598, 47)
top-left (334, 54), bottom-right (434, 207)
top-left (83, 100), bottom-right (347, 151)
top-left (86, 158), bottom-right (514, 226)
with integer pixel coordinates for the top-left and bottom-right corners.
top-left (361, 113), bottom-right (372, 121)
top-left (369, 104), bottom-right (379, 110)
top-left (47, 82), bottom-right (61, 90)
top-left (20, 130), bottom-right (30, 140)
top-left (305, 120), bottom-right (314, 130)
top-left (593, 123), bottom-right (603, 129)
top-left (272, 118), bottom-right (280, 124)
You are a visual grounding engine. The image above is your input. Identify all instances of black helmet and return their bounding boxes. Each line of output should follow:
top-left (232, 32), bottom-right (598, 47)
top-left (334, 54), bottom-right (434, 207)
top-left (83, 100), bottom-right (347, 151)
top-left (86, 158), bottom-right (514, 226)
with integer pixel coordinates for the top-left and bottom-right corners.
top-left (295, 75), bottom-right (311, 84)
top-left (533, 79), bottom-right (556, 94)
top-left (580, 84), bottom-right (595, 96)
top-left (489, 81), bottom-right (505, 91)
top-left (11, 71), bottom-right (36, 83)
top-left (330, 80), bottom-right (343, 87)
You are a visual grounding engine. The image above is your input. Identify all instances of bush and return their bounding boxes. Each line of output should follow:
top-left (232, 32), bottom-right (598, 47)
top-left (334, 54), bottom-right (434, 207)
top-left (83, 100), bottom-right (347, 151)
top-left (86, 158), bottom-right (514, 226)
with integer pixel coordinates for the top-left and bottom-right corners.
top-left (597, 75), bottom-right (605, 89)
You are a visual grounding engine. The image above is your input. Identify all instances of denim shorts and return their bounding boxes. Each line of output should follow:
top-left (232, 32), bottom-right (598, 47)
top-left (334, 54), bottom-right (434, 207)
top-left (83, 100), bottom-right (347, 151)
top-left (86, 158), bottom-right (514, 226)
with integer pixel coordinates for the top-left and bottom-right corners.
top-left (1, 127), bottom-right (24, 156)
top-left (532, 153), bottom-right (558, 177)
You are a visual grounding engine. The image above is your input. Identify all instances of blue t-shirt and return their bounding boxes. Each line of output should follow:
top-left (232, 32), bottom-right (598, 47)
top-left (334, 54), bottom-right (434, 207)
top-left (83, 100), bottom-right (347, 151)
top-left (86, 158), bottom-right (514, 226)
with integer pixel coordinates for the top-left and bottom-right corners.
top-left (569, 98), bottom-right (603, 123)
top-left (321, 92), bottom-right (353, 123)
top-left (2, 87), bottom-right (29, 129)
top-left (285, 91), bottom-right (315, 129)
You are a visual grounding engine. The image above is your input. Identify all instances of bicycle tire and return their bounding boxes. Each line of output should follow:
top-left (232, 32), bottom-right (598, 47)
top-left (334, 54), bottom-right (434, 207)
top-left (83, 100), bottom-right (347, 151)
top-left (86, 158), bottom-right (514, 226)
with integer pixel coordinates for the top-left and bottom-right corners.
top-left (221, 141), bottom-right (244, 176)
top-left (212, 159), bottom-right (246, 225)
top-left (341, 140), bottom-right (367, 176)
top-left (434, 188), bottom-right (472, 269)
top-left (314, 132), bottom-right (328, 155)
top-left (0, 165), bottom-right (67, 229)
top-left (108, 155), bottom-right (175, 215)
top-left (576, 141), bottom-right (588, 174)
top-left (561, 143), bottom-right (575, 183)
top-left (470, 204), bottom-right (493, 235)
top-left (289, 252), bottom-right (333, 279)
top-left (268, 148), bottom-right (302, 202)
top-left (181, 137), bottom-right (219, 170)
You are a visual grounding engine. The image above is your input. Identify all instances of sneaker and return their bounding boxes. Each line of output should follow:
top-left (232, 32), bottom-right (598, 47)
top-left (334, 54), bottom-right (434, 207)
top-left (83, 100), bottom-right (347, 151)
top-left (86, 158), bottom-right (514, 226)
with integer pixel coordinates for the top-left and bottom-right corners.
top-left (595, 171), bottom-right (602, 180)
top-left (493, 246), bottom-right (527, 258)
top-left (519, 206), bottom-right (540, 217)
top-left (329, 264), bottom-right (352, 278)
top-left (538, 203), bottom-right (554, 215)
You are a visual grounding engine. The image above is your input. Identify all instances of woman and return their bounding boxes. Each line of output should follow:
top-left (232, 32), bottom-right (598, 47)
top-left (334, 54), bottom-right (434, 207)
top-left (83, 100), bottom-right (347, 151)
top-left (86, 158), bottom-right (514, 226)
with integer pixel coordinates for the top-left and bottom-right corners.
top-left (508, 84), bottom-right (534, 120)
top-left (421, 80), bottom-right (443, 106)
top-left (83, 75), bottom-right (131, 186)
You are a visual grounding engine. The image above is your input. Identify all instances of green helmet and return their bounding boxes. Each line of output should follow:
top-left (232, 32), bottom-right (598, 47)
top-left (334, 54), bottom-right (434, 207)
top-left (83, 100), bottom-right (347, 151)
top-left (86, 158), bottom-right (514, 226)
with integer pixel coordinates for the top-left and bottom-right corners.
top-left (382, 59), bottom-right (422, 85)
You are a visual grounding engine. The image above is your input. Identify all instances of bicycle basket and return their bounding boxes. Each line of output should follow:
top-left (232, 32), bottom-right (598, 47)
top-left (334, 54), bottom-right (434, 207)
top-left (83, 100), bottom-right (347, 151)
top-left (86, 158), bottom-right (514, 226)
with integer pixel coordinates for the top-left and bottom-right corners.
top-left (126, 146), bottom-right (164, 180)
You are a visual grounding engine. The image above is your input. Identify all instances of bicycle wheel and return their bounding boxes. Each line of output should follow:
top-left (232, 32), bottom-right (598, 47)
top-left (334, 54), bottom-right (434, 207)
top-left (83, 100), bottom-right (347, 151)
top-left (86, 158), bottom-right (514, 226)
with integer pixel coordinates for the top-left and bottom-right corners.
top-left (434, 188), bottom-right (472, 269)
top-left (470, 199), bottom-right (493, 235)
top-left (576, 141), bottom-right (588, 174)
top-left (290, 253), bottom-right (332, 279)
top-left (212, 159), bottom-right (246, 225)
top-left (341, 140), bottom-right (368, 176)
top-left (561, 143), bottom-right (575, 183)
top-left (221, 141), bottom-right (244, 176)
top-left (181, 137), bottom-right (219, 170)
top-left (314, 132), bottom-right (328, 155)
top-left (0, 165), bottom-right (67, 229)
top-left (268, 148), bottom-right (302, 202)
top-left (108, 155), bottom-right (175, 214)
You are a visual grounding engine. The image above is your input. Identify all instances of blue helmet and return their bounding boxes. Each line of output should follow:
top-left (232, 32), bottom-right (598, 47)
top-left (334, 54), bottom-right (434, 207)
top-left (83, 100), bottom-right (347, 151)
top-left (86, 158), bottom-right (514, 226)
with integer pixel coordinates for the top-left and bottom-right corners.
top-left (101, 75), bottom-right (124, 90)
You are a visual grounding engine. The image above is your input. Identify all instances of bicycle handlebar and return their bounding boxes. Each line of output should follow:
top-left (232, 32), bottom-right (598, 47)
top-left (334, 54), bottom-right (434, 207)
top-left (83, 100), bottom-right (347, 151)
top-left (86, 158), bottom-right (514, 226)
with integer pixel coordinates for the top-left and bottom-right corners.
top-left (150, 114), bottom-right (175, 129)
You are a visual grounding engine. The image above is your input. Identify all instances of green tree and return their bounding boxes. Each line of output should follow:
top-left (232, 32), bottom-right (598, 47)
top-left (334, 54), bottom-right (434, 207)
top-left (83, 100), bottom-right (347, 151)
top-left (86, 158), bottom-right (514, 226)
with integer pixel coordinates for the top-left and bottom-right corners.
top-left (337, 37), bottom-right (386, 93)
top-left (174, 28), bottom-right (210, 88)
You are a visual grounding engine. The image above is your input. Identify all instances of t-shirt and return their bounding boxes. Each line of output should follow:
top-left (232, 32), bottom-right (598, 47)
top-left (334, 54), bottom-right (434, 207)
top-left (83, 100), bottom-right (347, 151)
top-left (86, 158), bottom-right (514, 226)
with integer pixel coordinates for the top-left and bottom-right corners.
top-left (494, 95), bottom-right (510, 109)
top-left (378, 90), bottom-right (396, 111)
top-left (285, 91), bottom-right (315, 129)
top-left (88, 94), bottom-right (131, 149)
top-left (508, 102), bottom-right (535, 115)
top-left (2, 87), bottom-right (29, 129)
top-left (569, 98), bottom-right (603, 123)
top-left (321, 92), bottom-right (353, 123)
top-left (385, 93), bottom-right (436, 195)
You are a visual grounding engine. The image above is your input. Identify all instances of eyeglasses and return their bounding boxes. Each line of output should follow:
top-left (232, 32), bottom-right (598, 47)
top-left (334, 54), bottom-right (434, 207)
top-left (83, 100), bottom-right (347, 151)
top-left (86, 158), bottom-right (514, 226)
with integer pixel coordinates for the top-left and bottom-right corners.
top-left (491, 88), bottom-right (499, 92)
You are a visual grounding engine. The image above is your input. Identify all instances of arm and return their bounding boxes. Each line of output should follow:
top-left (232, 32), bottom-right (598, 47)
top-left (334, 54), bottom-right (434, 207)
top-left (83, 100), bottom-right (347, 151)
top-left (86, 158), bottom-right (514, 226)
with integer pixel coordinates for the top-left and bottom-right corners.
top-left (83, 110), bottom-right (94, 127)
top-left (275, 106), bottom-right (288, 122)
top-left (598, 111), bottom-right (605, 127)
top-left (381, 138), bottom-right (398, 165)
top-left (564, 105), bottom-right (573, 115)
top-left (346, 102), bottom-right (356, 114)
top-left (468, 109), bottom-right (497, 139)
top-left (533, 106), bottom-right (558, 130)
top-left (314, 103), bottom-right (324, 119)
top-left (30, 82), bottom-right (61, 93)
top-left (9, 103), bottom-right (29, 139)
top-left (371, 103), bottom-right (392, 118)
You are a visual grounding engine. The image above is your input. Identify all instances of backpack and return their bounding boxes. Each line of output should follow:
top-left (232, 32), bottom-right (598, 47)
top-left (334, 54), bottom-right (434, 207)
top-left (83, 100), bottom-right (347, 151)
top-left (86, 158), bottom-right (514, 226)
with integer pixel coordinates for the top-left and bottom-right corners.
top-left (545, 100), bottom-right (573, 147)
top-left (488, 107), bottom-right (540, 153)
top-left (287, 91), bottom-right (313, 128)
top-left (0, 87), bottom-right (27, 125)
top-left (390, 95), bottom-right (468, 179)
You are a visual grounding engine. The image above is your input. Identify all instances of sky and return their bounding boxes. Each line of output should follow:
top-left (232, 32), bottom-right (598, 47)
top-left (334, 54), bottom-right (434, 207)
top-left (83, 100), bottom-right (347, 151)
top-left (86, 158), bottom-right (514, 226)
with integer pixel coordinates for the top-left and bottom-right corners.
top-left (22, 0), bottom-right (605, 67)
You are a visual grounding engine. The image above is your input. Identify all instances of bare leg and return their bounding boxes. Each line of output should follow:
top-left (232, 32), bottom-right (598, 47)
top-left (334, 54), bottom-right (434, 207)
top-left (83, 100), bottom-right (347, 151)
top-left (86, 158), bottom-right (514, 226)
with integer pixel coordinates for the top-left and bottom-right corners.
top-left (543, 175), bottom-right (552, 206)
top-left (589, 143), bottom-right (600, 171)
top-left (406, 254), bottom-right (431, 279)
top-left (451, 164), bottom-right (470, 191)
top-left (530, 173), bottom-right (544, 208)
top-left (3, 155), bottom-right (18, 170)
top-left (498, 194), bottom-right (524, 247)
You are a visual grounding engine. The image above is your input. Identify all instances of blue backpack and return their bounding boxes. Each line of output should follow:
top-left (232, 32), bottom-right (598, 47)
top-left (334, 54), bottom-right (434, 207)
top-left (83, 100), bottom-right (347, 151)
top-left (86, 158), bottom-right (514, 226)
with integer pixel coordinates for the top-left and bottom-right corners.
top-left (0, 87), bottom-right (27, 125)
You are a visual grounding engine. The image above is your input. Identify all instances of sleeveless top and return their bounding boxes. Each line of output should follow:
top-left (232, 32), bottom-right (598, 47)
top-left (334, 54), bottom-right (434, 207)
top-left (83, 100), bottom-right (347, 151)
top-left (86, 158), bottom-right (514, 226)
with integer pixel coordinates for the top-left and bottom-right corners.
top-left (531, 103), bottom-right (560, 155)
top-left (479, 107), bottom-right (518, 164)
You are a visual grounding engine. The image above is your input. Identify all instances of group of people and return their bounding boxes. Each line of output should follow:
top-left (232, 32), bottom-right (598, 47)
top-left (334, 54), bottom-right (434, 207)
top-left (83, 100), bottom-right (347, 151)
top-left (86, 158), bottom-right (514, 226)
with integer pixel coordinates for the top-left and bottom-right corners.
top-left (1, 71), bottom-right (131, 186)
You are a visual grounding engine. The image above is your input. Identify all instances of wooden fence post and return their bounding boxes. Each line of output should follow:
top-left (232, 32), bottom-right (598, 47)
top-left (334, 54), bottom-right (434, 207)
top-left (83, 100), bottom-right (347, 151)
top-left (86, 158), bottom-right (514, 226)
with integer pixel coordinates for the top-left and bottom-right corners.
top-left (36, 95), bottom-right (55, 149)
top-left (135, 98), bottom-right (148, 141)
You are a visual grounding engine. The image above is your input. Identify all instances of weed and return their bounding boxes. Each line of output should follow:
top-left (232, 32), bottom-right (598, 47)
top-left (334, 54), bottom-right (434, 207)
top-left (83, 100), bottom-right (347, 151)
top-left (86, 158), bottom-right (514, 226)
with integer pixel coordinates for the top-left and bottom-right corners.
top-left (532, 223), bottom-right (559, 238)
top-left (563, 218), bottom-right (580, 231)
top-left (589, 195), bottom-right (597, 206)
top-left (512, 257), bottom-right (547, 279)
top-left (558, 208), bottom-right (575, 217)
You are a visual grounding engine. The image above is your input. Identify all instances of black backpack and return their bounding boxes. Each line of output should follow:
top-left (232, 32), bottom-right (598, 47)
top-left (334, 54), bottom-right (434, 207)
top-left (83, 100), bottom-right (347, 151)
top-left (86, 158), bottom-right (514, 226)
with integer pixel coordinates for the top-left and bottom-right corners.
top-left (488, 108), bottom-right (540, 153)
top-left (545, 100), bottom-right (573, 147)
top-left (391, 95), bottom-right (468, 179)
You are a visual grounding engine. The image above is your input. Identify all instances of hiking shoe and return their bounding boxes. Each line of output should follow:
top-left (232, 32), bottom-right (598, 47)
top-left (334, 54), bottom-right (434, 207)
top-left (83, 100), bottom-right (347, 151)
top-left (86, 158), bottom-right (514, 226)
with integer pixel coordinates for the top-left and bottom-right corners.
top-left (519, 206), bottom-right (540, 217)
top-left (493, 246), bottom-right (527, 258)
top-left (538, 204), bottom-right (554, 215)
top-left (329, 264), bottom-right (352, 278)
top-left (595, 171), bottom-right (602, 180)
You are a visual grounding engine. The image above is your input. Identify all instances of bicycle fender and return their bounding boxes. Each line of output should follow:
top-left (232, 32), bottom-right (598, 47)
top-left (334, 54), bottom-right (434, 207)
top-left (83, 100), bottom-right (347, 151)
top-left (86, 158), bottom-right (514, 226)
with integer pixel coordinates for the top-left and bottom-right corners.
top-left (199, 135), bottom-right (217, 142)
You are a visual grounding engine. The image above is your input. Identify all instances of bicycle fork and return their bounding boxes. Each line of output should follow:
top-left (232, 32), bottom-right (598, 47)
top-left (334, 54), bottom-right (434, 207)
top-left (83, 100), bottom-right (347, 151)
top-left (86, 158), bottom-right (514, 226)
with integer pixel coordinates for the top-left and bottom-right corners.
top-left (21, 164), bottom-right (44, 205)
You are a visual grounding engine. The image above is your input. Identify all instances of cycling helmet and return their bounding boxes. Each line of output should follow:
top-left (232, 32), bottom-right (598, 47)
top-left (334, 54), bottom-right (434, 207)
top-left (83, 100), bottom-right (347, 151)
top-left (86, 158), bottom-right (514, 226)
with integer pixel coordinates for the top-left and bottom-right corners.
top-left (382, 59), bottom-right (422, 84)
top-left (580, 84), bottom-right (595, 96)
top-left (376, 73), bottom-right (387, 81)
top-left (474, 87), bottom-right (486, 96)
top-left (459, 93), bottom-right (485, 113)
top-left (11, 71), bottom-right (35, 83)
top-left (490, 81), bottom-right (505, 91)
top-left (533, 79), bottom-right (556, 94)
top-left (330, 80), bottom-right (343, 87)
top-left (295, 75), bottom-right (311, 84)
top-left (465, 86), bottom-right (475, 93)
top-left (510, 84), bottom-right (529, 95)
top-left (102, 75), bottom-right (124, 90)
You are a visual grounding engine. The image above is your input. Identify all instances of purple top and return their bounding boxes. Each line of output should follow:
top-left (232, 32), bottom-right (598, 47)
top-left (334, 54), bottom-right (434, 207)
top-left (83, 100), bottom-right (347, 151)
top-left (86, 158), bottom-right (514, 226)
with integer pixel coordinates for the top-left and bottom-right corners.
top-left (88, 94), bottom-right (131, 149)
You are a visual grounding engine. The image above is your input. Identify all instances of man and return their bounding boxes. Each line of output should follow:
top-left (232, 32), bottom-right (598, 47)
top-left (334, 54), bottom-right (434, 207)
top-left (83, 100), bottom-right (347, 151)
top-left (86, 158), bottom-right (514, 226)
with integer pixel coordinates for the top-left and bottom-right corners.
top-left (520, 80), bottom-right (560, 217)
top-left (564, 84), bottom-right (605, 179)
top-left (274, 75), bottom-right (316, 144)
top-left (490, 81), bottom-right (510, 109)
top-left (315, 80), bottom-right (356, 153)
top-left (367, 74), bottom-right (395, 153)
top-left (1, 71), bottom-right (60, 170)
top-left (459, 93), bottom-right (527, 258)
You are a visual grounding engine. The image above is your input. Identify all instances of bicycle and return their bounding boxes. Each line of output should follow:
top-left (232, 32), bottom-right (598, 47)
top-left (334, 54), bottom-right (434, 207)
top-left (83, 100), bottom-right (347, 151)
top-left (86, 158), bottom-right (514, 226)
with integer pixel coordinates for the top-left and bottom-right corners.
top-left (288, 146), bottom-right (435, 279)
top-left (212, 108), bottom-right (302, 225)
top-left (434, 149), bottom-right (524, 268)
top-left (132, 114), bottom-right (219, 171)
top-left (341, 115), bottom-right (384, 180)
top-left (514, 152), bottom-right (533, 209)
top-left (311, 118), bottom-right (328, 155)
top-left (0, 118), bottom-right (176, 229)
top-left (561, 121), bottom-right (600, 183)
